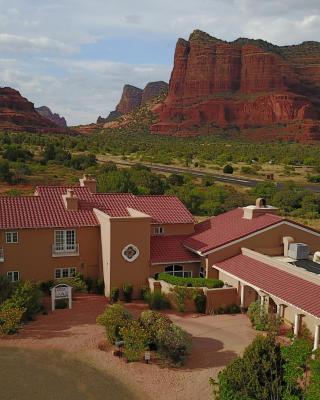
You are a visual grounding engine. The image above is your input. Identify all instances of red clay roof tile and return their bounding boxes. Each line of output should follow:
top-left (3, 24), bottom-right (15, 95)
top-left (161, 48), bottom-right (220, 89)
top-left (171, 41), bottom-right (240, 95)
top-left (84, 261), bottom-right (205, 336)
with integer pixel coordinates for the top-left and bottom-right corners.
top-left (151, 235), bottom-right (200, 264)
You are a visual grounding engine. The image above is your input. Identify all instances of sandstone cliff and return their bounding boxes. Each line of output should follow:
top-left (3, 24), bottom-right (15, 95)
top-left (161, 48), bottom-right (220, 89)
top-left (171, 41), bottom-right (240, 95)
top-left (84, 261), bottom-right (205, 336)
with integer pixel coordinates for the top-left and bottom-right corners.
top-left (151, 30), bottom-right (320, 141)
top-left (36, 106), bottom-right (67, 127)
top-left (98, 81), bottom-right (168, 123)
top-left (0, 87), bottom-right (70, 133)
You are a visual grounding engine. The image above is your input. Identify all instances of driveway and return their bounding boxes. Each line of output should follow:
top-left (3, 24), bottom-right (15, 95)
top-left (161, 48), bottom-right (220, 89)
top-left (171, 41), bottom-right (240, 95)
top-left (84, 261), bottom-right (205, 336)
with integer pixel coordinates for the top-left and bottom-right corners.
top-left (0, 296), bottom-right (256, 400)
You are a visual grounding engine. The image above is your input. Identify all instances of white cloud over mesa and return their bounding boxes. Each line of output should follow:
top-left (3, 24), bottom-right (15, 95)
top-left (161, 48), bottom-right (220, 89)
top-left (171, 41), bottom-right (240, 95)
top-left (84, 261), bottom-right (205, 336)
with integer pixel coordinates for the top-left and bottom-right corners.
top-left (0, 0), bottom-right (319, 125)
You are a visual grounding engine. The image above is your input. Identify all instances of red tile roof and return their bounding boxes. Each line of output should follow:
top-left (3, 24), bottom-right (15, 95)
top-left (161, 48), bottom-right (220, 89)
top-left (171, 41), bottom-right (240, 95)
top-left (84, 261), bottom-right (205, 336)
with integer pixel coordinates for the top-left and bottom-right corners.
top-left (216, 254), bottom-right (320, 318)
top-left (184, 208), bottom-right (283, 254)
top-left (150, 235), bottom-right (200, 264)
top-left (0, 186), bottom-right (194, 229)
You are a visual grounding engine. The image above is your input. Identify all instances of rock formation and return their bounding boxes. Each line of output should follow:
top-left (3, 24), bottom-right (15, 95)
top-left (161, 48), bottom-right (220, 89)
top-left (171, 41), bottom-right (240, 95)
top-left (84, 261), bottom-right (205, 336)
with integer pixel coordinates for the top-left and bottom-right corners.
top-left (36, 106), bottom-right (67, 127)
top-left (151, 30), bottom-right (320, 141)
top-left (97, 81), bottom-right (168, 123)
top-left (0, 87), bottom-right (70, 133)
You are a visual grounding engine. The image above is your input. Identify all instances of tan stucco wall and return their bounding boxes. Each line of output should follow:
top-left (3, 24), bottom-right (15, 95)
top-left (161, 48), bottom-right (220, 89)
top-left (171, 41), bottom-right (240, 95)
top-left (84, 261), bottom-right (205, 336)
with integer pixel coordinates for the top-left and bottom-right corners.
top-left (149, 262), bottom-right (201, 278)
top-left (151, 223), bottom-right (194, 236)
top-left (0, 226), bottom-right (101, 281)
top-left (205, 287), bottom-right (238, 314)
top-left (206, 222), bottom-right (320, 268)
top-left (95, 209), bottom-right (151, 299)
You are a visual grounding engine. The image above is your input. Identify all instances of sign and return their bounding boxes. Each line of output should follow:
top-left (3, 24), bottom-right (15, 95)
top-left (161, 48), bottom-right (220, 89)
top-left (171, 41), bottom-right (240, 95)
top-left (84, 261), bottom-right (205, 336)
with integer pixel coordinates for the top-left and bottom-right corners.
top-left (50, 284), bottom-right (72, 311)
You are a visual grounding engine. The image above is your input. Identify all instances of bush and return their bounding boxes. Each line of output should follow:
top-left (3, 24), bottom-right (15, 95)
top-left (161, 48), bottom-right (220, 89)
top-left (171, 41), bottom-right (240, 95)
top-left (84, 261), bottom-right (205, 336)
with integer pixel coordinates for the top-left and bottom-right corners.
top-left (84, 277), bottom-right (94, 293)
top-left (110, 287), bottom-right (120, 303)
top-left (54, 274), bottom-right (86, 292)
top-left (144, 291), bottom-right (170, 310)
top-left (170, 286), bottom-right (192, 312)
top-left (216, 304), bottom-right (241, 315)
top-left (38, 280), bottom-right (54, 295)
top-left (247, 301), bottom-right (280, 333)
top-left (0, 274), bottom-right (15, 304)
top-left (0, 307), bottom-right (25, 335)
top-left (157, 324), bottom-right (192, 366)
top-left (96, 279), bottom-right (105, 295)
top-left (1, 281), bottom-right (42, 319)
top-left (157, 273), bottom-right (223, 289)
top-left (192, 291), bottom-right (206, 313)
top-left (139, 310), bottom-right (172, 347)
top-left (119, 321), bottom-right (149, 362)
top-left (123, 283), bottom-right (133, 303)
top-left (223, 164), bottom-right (234, 174)
top-left (96, 304), bottom-right (132, 344)
top-left (140, 285), bottom-right (149, 300)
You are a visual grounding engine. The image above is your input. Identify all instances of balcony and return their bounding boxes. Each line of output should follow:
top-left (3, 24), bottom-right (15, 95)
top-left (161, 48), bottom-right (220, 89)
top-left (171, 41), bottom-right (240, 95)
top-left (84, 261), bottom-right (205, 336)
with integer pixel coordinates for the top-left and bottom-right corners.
top-left (0, 248), bottom-right (4, 262)
top-left (52, 243), bottom-right (79, 257)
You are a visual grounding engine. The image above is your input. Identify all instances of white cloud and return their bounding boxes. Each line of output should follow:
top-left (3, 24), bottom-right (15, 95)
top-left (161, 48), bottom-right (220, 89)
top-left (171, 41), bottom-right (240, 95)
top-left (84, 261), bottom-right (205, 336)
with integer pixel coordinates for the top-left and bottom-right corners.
top-left (0, 0), bottom-right (319, 124)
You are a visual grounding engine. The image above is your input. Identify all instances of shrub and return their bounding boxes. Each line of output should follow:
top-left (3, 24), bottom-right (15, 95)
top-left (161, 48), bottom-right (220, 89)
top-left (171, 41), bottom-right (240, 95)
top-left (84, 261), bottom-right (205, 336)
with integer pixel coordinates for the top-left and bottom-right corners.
top-left (123, 283), bottom-right (133, 303)
top-left (192, 291), bottom-right (206, 313)
top-left (96, 304), bottom-right (132, 344)
top-left (84, 277), bottom-right (94, 293)
top-left (110, 287), bottom-right (120, 303)
top-left (0, 307), bottom-right (25, 335)
top-left (38, 280), bottom-right (54, 295)
top-left (157, 324), bottom-right (192, 366)
top-left (144, 291), bottom-right (170, 310)
top-left (1, 281), bottom-right (42, 319)
top-left (157, 273), bottom-right (223, 289)
top-left (216, 304), bottom-right (241, 315)
top-left (54, 274), bottom-right (86, 292)
top-left (223, 164), bottom-right (234, 174)
top-left (247, 300), bottom-right (280, 333)
top-left (0, 274), bottom-right (15, 304)
top-left (119, 321), bottom-right (149, 362)
top-left (170, 286), bottom-right (192, 312)
top-left (96, 279), bottom-right (105, 295)
top-left (139, 310), bottom-right (172, 347)
top-left (140, 285), bottom-right (149, 300)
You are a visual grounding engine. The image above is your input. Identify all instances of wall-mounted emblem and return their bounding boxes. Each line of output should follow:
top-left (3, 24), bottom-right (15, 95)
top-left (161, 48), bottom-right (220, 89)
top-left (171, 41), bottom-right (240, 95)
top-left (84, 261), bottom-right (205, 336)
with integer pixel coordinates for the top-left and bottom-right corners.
top-left (122, 244), bottom-right (139, 262)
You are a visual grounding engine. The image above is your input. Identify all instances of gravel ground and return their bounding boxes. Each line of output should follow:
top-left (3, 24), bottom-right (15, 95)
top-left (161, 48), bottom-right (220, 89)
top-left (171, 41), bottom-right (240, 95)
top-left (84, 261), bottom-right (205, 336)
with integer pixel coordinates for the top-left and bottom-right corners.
top-left (0, 294), bottom-right (256, 400)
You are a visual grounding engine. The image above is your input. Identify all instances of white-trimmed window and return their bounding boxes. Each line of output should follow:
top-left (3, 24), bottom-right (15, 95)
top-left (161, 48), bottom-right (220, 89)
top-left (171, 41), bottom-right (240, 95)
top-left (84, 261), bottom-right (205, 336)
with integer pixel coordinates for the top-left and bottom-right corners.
top-left (7, 271), bottom-right (19, 282)
top-left (165, 265), bottom-right (192, 278)
top-left (54, 230), bottom-right (76, 251)
top-left (54, 267), bottom-right (76, 279)
top-left (6, 232), bottom-right (18, 244)
top-left (154, 226), bottom-right (164, 235)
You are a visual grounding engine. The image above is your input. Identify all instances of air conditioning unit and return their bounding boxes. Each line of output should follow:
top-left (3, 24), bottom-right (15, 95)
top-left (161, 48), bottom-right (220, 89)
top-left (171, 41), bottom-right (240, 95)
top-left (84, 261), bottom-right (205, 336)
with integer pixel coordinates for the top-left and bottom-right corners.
top-left (288, 243), bottom-right (310, 260)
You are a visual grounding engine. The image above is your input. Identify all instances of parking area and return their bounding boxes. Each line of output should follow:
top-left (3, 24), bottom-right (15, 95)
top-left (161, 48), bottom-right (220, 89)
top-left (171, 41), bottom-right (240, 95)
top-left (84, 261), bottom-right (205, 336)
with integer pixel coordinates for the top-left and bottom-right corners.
top-left (0, 295), bottom-right (256, 400)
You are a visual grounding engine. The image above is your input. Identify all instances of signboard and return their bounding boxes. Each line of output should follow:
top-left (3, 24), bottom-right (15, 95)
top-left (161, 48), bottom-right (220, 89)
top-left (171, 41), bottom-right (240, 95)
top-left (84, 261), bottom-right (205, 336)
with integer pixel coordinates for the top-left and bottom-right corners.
top-left (50, 284), bottom-right (72, 311)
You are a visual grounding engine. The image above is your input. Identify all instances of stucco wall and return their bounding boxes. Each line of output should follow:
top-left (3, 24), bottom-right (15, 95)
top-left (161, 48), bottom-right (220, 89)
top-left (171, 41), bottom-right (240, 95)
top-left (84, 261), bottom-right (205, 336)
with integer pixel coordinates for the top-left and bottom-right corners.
top-left (0, 226), bottom-right (101, 281)
top-left (151, 223), bottom-right (194, 236)
top-left (205, 287), bottom-right (238, 314)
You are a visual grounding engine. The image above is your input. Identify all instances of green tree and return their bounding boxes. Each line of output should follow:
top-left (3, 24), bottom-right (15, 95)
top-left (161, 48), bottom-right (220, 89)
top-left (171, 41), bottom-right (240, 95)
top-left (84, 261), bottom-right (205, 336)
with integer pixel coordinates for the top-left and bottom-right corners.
top-left (223, 164), bottom-right (234, 174)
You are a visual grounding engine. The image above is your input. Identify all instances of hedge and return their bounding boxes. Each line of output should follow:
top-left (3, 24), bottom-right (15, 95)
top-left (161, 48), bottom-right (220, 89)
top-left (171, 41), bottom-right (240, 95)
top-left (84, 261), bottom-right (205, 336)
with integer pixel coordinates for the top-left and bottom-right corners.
top-left (157, 273), bottom-right (224, 289)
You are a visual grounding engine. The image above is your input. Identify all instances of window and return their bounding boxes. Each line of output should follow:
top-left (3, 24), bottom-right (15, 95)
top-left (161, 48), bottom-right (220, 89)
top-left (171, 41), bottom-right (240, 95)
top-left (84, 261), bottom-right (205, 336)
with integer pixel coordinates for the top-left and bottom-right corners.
top-left (154, 226), bottom-right (164, 235)
top-left (55, 267), bottom-right (76, 279)
top-left (199, 267), bottom-right (205, 278)
top-left (7, 271), bottom-right (19, 282)
top-left (6, 232), bottom-right (18, 244)
top-left (165, 265), bottom-right (192, 278)
top-left (54, 230), bottom-right (76, 251)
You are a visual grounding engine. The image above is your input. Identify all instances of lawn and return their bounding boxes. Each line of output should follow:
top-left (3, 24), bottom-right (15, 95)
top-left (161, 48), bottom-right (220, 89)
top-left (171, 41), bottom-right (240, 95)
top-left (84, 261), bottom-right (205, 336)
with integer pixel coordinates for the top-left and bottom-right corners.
top-left (0, 347), bottom-right (142, 400)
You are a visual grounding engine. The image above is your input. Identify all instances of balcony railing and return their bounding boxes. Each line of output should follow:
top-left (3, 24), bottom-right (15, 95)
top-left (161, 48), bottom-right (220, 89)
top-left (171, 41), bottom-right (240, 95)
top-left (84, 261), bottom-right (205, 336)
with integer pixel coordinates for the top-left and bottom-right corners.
top-left (52, 243), bottom-right (79, 257)
top-left (0, 248), bottom-right (4, 262)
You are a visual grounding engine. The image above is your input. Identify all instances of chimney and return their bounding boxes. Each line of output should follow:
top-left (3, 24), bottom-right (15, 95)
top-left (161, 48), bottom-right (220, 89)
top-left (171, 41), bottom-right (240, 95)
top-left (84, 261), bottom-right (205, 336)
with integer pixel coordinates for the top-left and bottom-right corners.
top-left (243, 198), bottom-right (279, 219)
top-left (283, 236), bottom-right (294, 257)
top-left (62, 189), bottom-right (78, 211)
top-left (79, 174), bottom-right (97, 193)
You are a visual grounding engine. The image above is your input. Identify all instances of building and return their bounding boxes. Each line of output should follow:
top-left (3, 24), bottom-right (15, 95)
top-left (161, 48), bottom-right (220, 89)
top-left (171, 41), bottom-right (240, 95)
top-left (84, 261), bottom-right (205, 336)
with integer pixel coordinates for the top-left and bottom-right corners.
top-left (1, 176), bottom-right (320, 349)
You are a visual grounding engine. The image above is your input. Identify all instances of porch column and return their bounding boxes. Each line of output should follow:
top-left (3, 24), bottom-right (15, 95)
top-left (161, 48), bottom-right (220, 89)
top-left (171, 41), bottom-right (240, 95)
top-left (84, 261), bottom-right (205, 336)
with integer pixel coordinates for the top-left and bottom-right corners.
top-left (294, 313), bottom-right (303, 336)
top-left (260, 293), bottom-right (269, 315)
top-left (276, 304), bottom-right (286, 319)
top-left (313, 324), bottom-right (320, 351)
top-left (240, 284), bottom-right (245, 308)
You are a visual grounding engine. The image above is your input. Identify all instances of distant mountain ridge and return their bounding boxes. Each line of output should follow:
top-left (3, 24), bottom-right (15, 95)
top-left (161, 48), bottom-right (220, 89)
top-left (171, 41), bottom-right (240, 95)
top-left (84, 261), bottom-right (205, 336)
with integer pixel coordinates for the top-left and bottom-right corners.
top-left (36, 106), bottom-right (67, 127)
top-left (150, 30), bottom-right (320, 142)
top-left (0, 87), bottom-right (70, 134)
top-left (97, 81), bottom-right (168, 124)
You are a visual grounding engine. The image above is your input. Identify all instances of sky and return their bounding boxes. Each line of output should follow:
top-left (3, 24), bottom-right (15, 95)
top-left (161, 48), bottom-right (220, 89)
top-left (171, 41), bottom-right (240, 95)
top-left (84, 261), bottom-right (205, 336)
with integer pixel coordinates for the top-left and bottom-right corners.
top-left (0, 0), bottom-right (320, 125)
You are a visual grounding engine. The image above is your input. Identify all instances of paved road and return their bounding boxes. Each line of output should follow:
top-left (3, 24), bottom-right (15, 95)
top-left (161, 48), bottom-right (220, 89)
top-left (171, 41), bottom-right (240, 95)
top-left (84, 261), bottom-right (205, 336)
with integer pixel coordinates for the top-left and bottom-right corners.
top-left (99, 158), bottom-right (320, 193)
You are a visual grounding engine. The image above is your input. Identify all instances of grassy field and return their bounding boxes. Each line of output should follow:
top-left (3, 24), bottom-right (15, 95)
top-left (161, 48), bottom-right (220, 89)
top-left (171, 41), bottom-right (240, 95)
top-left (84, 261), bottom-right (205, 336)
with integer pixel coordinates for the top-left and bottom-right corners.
top-left (0, 347), bottom-right (142, 400)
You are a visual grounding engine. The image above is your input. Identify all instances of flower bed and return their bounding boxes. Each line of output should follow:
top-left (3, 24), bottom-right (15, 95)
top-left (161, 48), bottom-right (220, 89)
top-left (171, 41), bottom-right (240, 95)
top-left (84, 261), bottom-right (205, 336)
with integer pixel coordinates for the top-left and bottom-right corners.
top-left (157, 273), bottom-right (224, 289)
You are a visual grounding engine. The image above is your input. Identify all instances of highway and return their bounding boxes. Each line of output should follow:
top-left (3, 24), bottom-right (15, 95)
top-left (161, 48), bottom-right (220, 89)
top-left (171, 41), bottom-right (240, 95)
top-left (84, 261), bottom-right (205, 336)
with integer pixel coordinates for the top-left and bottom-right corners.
top-left (98, 158), bottom-right (320, 193)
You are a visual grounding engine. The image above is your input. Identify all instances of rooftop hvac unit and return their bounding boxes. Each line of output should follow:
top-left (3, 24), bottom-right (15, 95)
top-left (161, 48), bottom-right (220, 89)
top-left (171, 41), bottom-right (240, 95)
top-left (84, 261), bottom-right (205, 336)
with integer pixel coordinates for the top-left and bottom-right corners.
top-left (288, 243), bottom-right (310, 260)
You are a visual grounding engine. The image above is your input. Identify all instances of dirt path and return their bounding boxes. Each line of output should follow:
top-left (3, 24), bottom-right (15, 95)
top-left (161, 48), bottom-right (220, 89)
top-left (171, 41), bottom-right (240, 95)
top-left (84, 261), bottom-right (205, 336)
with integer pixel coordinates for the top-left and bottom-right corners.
top-left (0, 294), bottom-right (256, 400)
